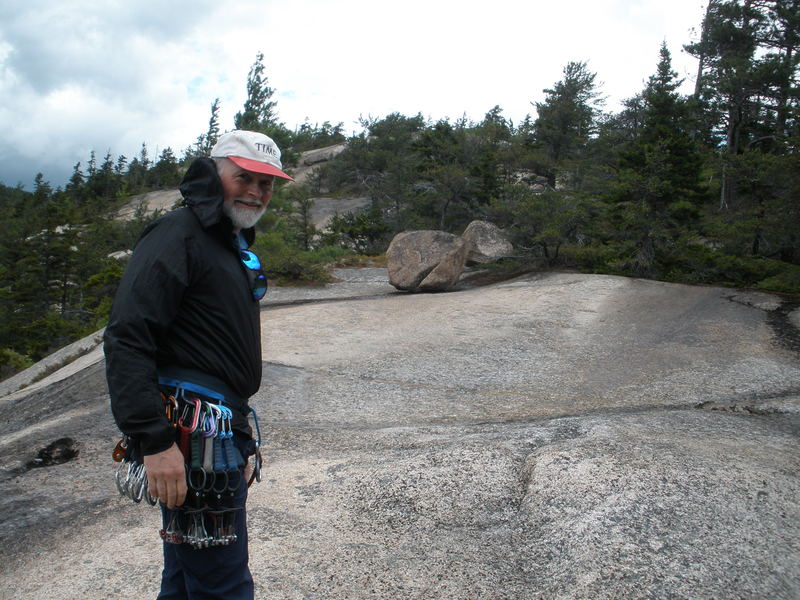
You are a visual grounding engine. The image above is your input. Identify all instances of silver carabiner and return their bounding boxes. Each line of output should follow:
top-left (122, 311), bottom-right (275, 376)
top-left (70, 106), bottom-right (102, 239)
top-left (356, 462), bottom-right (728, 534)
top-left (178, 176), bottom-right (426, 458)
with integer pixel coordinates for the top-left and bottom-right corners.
top-left (115, 460), bottom-right (129, 496)
top-left (131, 463), bottom-right (148, 503)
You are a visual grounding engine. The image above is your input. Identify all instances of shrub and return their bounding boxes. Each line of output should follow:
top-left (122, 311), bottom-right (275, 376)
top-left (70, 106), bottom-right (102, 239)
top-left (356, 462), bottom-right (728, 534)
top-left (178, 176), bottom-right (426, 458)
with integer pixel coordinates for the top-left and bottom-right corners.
top-left (18, 312), bottom-right (94, 361)
top-left (560, 243), bottom-right (625, 273)
top-left (756, 265), bottom-right (800, 294)
top-left (0, 347), bottom-right (33, 381)
top-left (251, 231), bottom-right (333, 285)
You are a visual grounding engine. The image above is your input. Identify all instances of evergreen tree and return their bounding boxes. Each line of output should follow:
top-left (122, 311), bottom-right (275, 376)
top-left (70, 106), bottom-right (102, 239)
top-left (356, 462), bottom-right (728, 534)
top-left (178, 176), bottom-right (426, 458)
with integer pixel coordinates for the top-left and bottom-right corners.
top-left (114, 155), bottom-right (128, 176)
top-left (532, 61), bottom-right (603, 188)
top-left (96, 150), bottom-right (118, 198)
top-left (125, 143), bottom-right (150, 192)
top-left (470, 106), bottom-right (513, 205)
top-left (192, 98), bottom-right (222, 158)
top-left (151, 147), bottom-right (181, 188)
top-left (290, 120), bottom-right (346, 153)
top-left (637, 43), bottom-right (705, 211)
top-left (685, 0), bottom-right (799, 262)
top-left (607, 44), bottom-right (706, 276)
top-left (205, 97), bottom-right (221, 151)
top-left (87, 151), bottom-right (97, 179)
top-left (65, 162), bottom-right (85, 207)
top-left (685, 0), bottom-right (774, 207)
top-left (232, 53), bottom-right (297, 158)
top-left (412, 118), bottom-right (481, 230)
top-left (326, 113), bottom-right (425, 231)
top-left (234, 53), bottom-right (278, 131)
top-left (761, 0), bottom-right (800, 148)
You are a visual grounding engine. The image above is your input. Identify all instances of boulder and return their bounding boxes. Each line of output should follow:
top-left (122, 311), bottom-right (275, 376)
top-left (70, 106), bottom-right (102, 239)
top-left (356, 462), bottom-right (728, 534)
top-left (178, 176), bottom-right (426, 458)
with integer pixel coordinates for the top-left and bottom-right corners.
top-left (386, 230), bottom-right (469, 292)
top-left (462, 220), bottom-right (514, 264)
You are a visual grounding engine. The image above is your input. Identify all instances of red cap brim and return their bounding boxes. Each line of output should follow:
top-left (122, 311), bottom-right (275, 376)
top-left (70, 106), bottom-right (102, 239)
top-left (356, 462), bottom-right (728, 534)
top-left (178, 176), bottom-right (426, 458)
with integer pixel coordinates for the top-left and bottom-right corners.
top-left (228, 156), bottom-right (294, 181)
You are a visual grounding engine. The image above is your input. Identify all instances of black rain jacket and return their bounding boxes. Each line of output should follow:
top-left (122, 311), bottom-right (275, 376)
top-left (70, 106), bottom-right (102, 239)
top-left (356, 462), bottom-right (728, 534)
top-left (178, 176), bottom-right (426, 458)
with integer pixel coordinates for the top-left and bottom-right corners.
top-left (104, 158), bottom-right (261, 455)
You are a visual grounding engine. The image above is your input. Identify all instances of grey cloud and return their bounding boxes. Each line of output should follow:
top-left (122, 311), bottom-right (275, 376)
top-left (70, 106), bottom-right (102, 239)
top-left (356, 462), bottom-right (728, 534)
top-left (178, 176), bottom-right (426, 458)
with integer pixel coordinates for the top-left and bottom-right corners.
top-left (0, 1), bottom-right (225, 188)
top-left (0, 156), bottom-right (70, 192)
top-left (0, 1), bottom-right (218, 95)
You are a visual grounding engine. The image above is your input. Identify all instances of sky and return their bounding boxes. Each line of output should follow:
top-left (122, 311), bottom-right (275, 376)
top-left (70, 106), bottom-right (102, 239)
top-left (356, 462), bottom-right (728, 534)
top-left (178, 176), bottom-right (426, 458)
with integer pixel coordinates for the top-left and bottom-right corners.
top-left (0, 0), bottom-right (708, 191)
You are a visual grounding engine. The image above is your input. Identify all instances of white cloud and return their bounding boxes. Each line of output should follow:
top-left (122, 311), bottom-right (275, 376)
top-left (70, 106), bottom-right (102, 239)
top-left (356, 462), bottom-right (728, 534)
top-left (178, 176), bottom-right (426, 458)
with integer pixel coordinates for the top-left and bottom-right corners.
top-left (0, 0), bottom-right (706, 189)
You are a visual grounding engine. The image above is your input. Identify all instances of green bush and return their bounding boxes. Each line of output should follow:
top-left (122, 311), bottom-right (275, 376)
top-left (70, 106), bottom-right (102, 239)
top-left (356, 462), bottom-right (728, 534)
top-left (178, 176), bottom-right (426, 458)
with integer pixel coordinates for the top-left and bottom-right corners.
top-left (560, 243), bottom-right (625, 273)
top-left (84, 259), bottom-right (125, 322)
top-left (17, 312), bottom-right (92, 361)
top-left (557, 240), bottom-right (800, 293)
top-left (0, 347), bottom-right (33, 380)
top-left (649, 243), bottom-right (797, 291)
top-left (305, 245), bottom-right (352, 264)
top-left (756, 264), bottom-right (800, 294)
top-left (251, 231), bottom-right (333, 285)
top-left (323, 208), bottom-right (390, 255)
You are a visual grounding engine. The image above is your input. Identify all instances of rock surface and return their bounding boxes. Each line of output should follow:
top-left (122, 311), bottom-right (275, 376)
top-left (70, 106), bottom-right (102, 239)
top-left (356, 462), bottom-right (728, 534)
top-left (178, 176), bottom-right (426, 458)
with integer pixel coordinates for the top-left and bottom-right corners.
top-left (306, 195), bottom-right (371, 230)
top-left (0, 271), bottom-right (798, 600)
top-left (462, 220), bottom-right (514, 264)
top-left (115, 189), bottom-right (182, 220)
top-left (387, 230), bottom-right (469, 291)
top-left (289, 142), bottom-right (347, 185)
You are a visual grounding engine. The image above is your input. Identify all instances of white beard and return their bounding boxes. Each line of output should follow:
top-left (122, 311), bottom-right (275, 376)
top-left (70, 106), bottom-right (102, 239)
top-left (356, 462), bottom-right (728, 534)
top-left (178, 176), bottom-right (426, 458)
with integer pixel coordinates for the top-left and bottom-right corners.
top-left (223, 199), bottom-right (266, 230)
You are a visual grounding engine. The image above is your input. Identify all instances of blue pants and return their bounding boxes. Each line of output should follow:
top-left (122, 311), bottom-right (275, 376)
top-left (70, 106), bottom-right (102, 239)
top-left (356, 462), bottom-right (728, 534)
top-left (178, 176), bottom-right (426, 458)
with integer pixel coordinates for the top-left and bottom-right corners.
top-left (157, 436), bottom-right (254, 600)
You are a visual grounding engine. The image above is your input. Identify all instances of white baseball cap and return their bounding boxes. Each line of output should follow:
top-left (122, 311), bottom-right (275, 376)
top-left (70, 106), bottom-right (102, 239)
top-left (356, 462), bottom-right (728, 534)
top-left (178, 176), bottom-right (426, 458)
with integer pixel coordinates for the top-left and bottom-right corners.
top-left (210, 130), bottom-right (294, 181)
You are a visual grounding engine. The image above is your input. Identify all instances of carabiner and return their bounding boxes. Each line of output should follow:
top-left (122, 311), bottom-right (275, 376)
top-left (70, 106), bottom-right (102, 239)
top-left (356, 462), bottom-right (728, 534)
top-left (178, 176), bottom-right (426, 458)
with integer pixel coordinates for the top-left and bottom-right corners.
top-left (226, 468), bottom-right (243, 493)
top-left (115, 460), bottom-right (128, 496)
top-left (212, 469), bottom-right (229, 495)
top-left (162, 393), bottom-right (179, 426)
top-left (188, 467), bottom-right (207, 493)
top-left (248, 407), bottom-right (262, 448)
top-left (219, 406), bottom-right (233, 439)
top-left (178, 397), bottom-right (202, 433)
top-left (254, 449), bottom-right (263, 483)
top-left (202, 404), bottom-right (217, 438)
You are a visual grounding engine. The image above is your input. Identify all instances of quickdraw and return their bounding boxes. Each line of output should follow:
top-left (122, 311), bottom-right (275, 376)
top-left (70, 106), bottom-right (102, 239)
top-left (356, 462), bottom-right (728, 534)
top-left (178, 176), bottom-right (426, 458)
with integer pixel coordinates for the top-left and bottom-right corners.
top-left (112, 388), bottom-right (262, 549)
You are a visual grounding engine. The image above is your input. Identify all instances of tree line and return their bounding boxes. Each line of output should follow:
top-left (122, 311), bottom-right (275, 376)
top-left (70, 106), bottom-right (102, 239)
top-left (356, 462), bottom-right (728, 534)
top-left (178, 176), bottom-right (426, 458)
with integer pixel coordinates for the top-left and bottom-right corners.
top-left (0, 0), bottom-right (797, 378)
top-left (311, 0), bottom-right (798, 288)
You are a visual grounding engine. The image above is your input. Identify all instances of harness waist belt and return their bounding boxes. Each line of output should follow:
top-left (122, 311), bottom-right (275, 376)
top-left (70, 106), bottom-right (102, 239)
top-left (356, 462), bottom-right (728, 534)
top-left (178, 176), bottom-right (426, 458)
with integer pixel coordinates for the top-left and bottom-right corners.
top-left (157, 366), bottom-right (247, 414)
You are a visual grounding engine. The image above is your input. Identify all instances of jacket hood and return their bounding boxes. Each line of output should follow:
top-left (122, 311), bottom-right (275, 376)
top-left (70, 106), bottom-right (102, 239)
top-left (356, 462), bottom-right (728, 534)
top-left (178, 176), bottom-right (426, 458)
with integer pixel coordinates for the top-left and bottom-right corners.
top-left (178, 157), bottom-right (255, 246)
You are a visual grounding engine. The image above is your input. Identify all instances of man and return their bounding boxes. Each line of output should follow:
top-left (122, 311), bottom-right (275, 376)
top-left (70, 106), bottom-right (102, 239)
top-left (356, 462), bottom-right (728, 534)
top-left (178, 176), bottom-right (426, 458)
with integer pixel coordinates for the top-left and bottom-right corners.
top-left (104, 130), bottom-right (293, 599)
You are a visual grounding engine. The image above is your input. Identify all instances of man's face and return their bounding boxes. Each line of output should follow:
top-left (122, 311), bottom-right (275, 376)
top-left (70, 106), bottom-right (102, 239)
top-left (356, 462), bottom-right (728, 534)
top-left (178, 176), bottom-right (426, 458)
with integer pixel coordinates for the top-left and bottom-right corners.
top-left (219, 160), bottom-right (275, 231)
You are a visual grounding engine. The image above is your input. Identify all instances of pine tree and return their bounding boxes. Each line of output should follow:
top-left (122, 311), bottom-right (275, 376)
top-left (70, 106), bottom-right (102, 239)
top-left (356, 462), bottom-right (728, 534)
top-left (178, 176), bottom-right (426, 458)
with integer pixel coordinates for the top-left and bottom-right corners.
top-left (532, 61), bottom-right (603, 188)
top-left (636, 43), bottom-right (705, 212)
top-left (685, 0), bottom-right (799, 262)
top-left (607, 44), bottom-right (706, 276)
top-left (206, 98), bottom-right (221, 149)
top-left (192, 98), bottom-right (222, 158)
top-left (761, 0), bottom-right (800, 148)
top-left (152, 147), bottom-right (180, 188)
top-left (65, 162), bottom-right (85, 206)
top-left (234, 53), bottom-right (277, 131)
top-left (684, 0), bottom-right (773, 207)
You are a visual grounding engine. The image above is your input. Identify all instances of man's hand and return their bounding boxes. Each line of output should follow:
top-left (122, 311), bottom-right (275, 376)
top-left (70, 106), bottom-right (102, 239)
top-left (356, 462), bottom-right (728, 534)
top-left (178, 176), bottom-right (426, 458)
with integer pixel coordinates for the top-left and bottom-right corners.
top-left (143, 443), bottom-right (187, 509)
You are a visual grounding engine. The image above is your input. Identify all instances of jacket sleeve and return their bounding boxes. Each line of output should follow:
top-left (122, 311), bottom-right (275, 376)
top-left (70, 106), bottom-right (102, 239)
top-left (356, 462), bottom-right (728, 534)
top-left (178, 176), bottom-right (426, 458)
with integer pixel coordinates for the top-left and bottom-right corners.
top-left (103, 217), bottom-right (190, 455)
